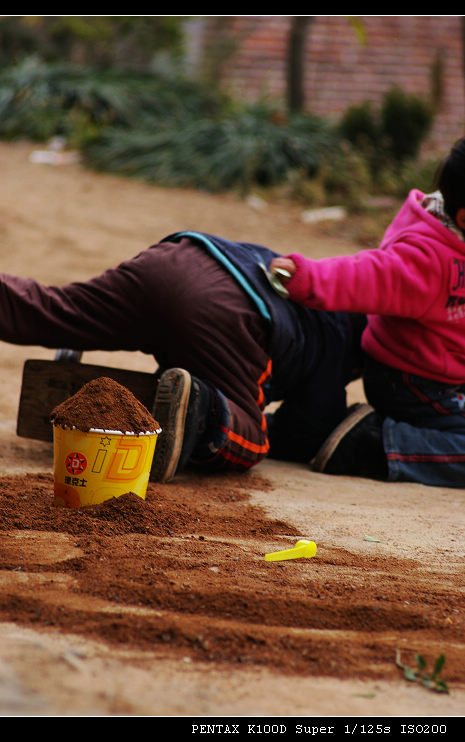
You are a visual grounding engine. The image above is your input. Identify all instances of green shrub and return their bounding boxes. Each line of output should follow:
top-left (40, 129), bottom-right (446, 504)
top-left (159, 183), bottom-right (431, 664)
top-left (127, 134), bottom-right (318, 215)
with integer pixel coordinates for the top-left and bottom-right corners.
top-left (1, 58), bottom-right (436, 203)
top-left (374, 154), bottom-right (442, 198)
top-left (84, 101), bottom-right (337, 193)
top-left (0, 58), bottom-right (337, 193)
top-left (0, 57), bottom-right (223, 145)
top-left (338, 100), bottom-right (378, 151)
top-left (318, 143), bottom-right (373, 209)
top-left (339, 85), bottom-right (434, 170)
top-left (381, 86), bottom-right (433, 161)
top-left (0, 16), bottom-right (185, 70)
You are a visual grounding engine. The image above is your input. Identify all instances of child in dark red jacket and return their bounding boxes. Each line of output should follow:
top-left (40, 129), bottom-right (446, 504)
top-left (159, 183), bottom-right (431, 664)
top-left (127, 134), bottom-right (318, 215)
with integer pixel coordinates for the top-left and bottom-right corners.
top-left (0, 231), bottom-right (363, 482)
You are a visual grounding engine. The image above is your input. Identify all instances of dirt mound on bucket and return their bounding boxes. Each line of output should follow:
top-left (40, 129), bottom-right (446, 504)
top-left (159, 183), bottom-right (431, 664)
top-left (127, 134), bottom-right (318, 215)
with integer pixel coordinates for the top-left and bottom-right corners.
top-left (50, 377), bottom-right (160, 434)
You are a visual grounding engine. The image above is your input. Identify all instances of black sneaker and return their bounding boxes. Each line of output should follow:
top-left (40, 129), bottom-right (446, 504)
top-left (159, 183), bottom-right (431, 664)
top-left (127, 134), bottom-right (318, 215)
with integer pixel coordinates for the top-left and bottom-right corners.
top-left (310, 403), bottom-right (388, 480)
top-left (150, 368), bottom-right (228, 483)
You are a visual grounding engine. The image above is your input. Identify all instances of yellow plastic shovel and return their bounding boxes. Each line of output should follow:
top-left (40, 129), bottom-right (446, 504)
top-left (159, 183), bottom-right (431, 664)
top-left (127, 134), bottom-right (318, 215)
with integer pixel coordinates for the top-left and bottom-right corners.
top-left (265, 539), bottom-right (317, 562)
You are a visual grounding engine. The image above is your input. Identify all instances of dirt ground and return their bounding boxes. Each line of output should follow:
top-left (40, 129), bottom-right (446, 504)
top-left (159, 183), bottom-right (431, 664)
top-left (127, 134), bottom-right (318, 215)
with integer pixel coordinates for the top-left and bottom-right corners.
top-left (0, 140), bottom-right (464, 721)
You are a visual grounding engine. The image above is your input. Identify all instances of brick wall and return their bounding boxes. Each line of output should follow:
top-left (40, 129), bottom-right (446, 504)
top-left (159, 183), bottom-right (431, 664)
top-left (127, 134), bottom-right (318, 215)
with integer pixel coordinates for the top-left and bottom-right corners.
top-left (191, 15), bottom-right (465, 153)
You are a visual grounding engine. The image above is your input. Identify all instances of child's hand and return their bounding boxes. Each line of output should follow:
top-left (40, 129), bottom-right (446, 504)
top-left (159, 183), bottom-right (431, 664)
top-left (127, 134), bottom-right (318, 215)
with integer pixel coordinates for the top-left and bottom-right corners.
top-left (269, 257), bottom-right (296, 283)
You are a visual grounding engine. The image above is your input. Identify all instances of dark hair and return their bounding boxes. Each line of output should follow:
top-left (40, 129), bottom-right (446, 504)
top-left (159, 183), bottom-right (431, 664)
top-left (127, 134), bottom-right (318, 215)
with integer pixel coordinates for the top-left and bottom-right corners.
top-left (434, 137), bottom-right (465, 221)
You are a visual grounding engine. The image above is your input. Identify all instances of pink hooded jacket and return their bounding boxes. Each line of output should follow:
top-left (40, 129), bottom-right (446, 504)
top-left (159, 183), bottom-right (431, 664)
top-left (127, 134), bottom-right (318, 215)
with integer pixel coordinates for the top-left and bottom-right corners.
top-left (285, 189), bottom-right (465, 384)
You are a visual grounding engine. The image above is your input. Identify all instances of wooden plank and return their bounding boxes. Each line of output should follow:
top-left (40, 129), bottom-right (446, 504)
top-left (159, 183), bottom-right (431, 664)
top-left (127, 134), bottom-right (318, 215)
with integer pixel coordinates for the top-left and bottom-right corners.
top-left (17, 359), bottom-right (158, 442)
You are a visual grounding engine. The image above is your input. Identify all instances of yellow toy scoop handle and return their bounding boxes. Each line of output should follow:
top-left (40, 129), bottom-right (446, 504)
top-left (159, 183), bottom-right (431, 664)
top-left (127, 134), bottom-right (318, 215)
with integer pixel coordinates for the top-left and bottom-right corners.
top-left (265, 539), bottom-right (317, 562)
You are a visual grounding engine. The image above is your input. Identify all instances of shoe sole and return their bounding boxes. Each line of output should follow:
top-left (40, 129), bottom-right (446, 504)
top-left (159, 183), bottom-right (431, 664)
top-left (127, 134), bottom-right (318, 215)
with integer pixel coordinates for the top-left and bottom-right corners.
top-left (150, 368), bottom-right (192, 483)
top-left (310, 403), bottom-right (374, 473)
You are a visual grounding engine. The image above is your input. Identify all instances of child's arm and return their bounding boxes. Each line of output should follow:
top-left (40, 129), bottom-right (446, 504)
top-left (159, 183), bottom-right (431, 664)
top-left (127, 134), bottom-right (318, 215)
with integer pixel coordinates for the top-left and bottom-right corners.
top-left (270, 244), bottom-right (441, 317)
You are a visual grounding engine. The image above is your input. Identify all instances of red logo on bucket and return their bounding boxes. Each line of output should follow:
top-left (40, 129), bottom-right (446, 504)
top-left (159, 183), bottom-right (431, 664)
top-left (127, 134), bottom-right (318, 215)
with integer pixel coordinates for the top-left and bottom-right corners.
top-left (65, 452), bottom-right (87, 475)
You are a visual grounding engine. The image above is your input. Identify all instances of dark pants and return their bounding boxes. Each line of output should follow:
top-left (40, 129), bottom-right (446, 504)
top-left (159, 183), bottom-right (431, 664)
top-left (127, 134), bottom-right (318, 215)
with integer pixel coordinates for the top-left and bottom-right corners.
top-left (266, 312), bottom-right (359, 463)
top-left (364, 356), bottom-right (465, 487)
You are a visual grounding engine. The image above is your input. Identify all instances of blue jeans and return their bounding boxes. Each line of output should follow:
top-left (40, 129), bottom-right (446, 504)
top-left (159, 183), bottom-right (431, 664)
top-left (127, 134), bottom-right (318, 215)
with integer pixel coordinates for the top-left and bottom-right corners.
top-left (363, 357), bottom-right (465, 488)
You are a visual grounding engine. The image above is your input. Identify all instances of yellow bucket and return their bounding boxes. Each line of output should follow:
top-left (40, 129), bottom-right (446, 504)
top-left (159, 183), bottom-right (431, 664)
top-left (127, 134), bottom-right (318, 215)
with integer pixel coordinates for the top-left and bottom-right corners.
top-left (53, 425), bottom-right (159, 508)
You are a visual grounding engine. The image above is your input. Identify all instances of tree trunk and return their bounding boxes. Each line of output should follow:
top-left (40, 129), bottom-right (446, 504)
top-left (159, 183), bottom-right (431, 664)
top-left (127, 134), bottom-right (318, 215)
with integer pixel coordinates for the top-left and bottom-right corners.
top-left (286, 16), bottom-right (313, 113)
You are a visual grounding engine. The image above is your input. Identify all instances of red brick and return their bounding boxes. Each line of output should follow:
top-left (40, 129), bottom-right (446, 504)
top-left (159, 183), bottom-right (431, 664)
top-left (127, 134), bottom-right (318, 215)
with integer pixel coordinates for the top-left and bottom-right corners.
top-left (198, 16), bottom-right (465, 151)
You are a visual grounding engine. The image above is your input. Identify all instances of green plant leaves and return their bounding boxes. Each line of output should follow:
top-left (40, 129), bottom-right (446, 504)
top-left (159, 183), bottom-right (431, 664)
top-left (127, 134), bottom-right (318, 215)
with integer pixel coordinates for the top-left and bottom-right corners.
top-left (396, 650), bottom-right (449, 694)
top-left (0, 58), bottom-right (337, 194)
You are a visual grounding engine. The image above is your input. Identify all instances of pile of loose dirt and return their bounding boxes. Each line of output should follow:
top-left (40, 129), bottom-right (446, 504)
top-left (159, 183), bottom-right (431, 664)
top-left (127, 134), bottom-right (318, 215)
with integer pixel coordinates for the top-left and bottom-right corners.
top-left (50, 377), bottom-right (160, 434)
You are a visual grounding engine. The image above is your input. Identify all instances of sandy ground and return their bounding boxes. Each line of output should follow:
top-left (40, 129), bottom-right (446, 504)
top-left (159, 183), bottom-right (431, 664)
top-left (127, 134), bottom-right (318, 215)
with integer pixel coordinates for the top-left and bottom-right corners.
top-left (0, 141), bottom-right (464, 722)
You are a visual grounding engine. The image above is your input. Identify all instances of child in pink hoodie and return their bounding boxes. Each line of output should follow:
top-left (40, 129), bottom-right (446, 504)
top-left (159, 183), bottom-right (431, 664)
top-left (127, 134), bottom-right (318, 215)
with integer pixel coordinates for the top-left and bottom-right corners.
top-left (270, 136), bottom-right (465, 487)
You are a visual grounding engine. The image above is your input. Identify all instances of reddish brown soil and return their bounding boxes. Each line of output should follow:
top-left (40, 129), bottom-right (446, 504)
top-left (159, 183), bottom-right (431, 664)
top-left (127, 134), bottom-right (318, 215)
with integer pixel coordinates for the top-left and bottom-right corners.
top-left (0, 469), bottom-right (463, 687)
top-left (50, 377), bottom-right (160, 434)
